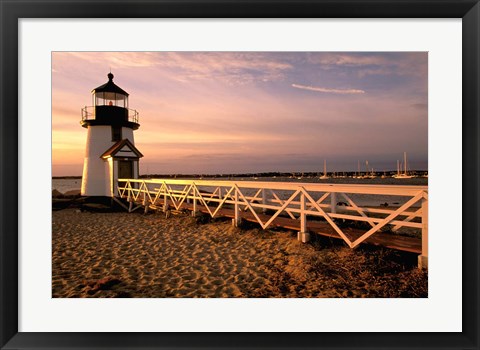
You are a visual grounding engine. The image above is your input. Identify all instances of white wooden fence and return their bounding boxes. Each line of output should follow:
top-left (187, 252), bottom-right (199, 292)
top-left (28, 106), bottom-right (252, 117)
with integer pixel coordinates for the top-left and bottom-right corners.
top-left (117, 178), bottom-right (428, 269)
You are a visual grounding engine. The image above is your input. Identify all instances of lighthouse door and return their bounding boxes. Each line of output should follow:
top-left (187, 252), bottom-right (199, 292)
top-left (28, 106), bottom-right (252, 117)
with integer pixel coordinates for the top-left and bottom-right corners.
top-left (118, 160), bottom-right (133, 189)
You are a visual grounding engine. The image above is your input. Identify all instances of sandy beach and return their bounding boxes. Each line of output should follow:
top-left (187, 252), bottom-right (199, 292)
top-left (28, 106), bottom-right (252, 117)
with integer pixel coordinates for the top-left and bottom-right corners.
top-left (52, 208), bottom-right (427, 298)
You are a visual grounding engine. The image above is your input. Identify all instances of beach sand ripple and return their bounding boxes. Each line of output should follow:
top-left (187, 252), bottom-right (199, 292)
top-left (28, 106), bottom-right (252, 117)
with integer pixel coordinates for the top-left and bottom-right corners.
top-left (52, 209), bottom-right (427, 298)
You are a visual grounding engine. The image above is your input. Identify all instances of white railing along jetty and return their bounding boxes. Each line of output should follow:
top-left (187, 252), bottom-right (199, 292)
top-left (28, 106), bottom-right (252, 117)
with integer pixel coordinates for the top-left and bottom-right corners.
top-left (117, 178), bottom-right (428, 269)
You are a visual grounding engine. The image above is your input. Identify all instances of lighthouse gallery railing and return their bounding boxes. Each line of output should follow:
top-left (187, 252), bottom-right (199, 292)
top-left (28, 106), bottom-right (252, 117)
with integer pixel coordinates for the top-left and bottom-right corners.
top-left (81, 105), bottom-right (139, 124)
top-left (117, 178), bottom-right (428, 263)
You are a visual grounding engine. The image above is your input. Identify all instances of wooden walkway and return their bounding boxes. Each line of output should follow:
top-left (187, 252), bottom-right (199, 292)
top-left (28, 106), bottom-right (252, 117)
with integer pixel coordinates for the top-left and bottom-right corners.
top-left (131, 199), bottom-right (421, 254)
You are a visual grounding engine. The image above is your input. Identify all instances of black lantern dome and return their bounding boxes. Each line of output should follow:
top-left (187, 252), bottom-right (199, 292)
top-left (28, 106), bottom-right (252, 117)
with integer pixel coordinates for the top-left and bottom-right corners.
top-left (93, 73), bottom-right (129, 101)
top-left (81, 73), bottom-right (139, 130)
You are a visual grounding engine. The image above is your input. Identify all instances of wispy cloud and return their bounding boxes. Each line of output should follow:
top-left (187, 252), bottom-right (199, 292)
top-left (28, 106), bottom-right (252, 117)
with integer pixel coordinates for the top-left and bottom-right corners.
top-left (307, 53), bottom-right (388, 67)
top-left (291, 83), bottom-right (365, 94)
top-left (306, 52), bottom-right (427, 79)
top-left (53, 52), bottom-right (293, 85)
top-left (57, 52), bottom-right (159, 68)
top-left (158, 52), bottom-right (293, 85)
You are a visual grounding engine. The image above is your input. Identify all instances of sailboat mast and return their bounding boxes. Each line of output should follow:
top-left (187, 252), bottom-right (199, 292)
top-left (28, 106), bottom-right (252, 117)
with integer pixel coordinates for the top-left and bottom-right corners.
top-left (404, 152), bottom-right (407, 174)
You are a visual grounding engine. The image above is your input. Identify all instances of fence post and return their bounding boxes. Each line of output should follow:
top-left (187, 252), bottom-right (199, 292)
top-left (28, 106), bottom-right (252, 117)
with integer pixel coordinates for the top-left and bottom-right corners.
top-left (418, 193), bottom-right (428, 269)
top-left (233, 187), bottom-right (241, 227)
top-left (298, 191), bottom-right (310, 243)
top-left (143, 190), bottom-right (148, 214)
top-left (331, 192), bottom-right (337, 214)
top-left (261, 188), bottom-right (267, 214)
top-left (192, 187), bottom-right (197, 217)
top-left (127, 183), bottom-right (133, 213)
top-left (163, 190), bottom-right (168, 213)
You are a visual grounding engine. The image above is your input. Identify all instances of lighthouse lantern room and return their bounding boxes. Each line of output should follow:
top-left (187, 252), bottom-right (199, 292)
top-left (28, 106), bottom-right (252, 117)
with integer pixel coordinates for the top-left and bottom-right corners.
top-left (80, 73), bottom-right (143, 197)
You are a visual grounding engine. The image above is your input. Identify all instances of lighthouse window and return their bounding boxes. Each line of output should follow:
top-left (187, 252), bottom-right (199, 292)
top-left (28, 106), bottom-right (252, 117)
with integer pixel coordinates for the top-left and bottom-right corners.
top-left (112, 126), bottom-right (122, 141)
top-left (95, 92), bottom-right (127, 108)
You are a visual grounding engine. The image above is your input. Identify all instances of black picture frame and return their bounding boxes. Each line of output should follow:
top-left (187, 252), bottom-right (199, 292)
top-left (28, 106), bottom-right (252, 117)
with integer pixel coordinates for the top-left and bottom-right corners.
top-left (1, 1), bottom-right (478, 349)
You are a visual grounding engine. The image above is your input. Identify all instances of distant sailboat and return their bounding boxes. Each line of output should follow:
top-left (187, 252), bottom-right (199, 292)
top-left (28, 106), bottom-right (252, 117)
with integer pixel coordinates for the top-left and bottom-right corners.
top-left (392, 160), bottom-right (400, 178)
top-left (319, 160), bottom-right (330, 179)
top-left (366, 160), bottom-right (376, 178)
top-left (393, 152), bottom-right (414, 179)
top-left (353, 160), bottom-right (363, 179)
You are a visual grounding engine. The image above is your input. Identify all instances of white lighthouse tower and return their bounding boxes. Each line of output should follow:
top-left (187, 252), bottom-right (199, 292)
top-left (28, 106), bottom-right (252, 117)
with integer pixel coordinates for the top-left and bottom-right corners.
top-left (80, 72), bottom-right (143, 198)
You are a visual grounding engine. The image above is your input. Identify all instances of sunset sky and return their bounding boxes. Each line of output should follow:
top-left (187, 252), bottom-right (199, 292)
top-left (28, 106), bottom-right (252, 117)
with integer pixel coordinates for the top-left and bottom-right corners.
top-left (52, 52), bottom-right (427, 176)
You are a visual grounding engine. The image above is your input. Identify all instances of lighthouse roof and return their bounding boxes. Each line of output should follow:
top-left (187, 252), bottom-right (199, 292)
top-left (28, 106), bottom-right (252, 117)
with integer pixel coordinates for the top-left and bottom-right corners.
top-left (101, 139), bottom-right (143, 159)
top-left (92, 72), bottom-right (129, 96)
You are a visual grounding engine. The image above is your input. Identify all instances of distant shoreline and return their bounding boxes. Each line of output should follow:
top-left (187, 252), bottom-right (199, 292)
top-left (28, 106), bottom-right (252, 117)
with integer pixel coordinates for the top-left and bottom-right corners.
top-left (53, 170), bottom-right (429, 180)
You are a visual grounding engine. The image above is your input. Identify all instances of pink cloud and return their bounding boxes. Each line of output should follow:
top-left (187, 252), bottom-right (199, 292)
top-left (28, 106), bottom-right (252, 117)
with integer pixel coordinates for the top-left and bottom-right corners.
top-left (291, 84), bottom-right (365, 94)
